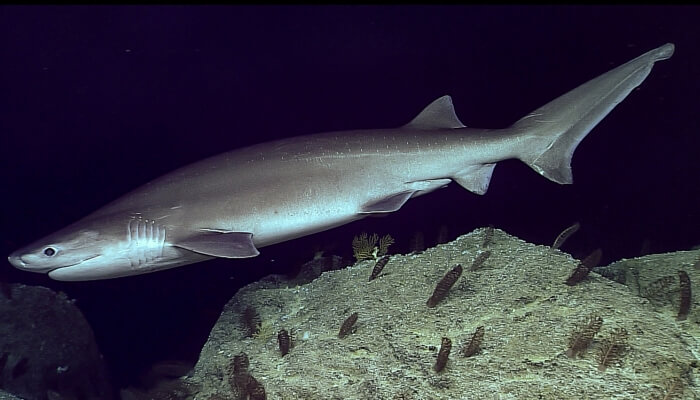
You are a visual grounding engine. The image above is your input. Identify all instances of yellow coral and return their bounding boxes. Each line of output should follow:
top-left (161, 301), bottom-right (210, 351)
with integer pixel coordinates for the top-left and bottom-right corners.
top-left (352, 232), bottom-right (394, 261)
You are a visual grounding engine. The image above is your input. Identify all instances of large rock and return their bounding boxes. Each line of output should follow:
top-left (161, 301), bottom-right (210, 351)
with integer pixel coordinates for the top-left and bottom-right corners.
top-left (0, 390), bottom-right (24, 399)
top-left (0, 284), bottom-right (112, 400)
top-left (185, 228), bottom-right (699, 399)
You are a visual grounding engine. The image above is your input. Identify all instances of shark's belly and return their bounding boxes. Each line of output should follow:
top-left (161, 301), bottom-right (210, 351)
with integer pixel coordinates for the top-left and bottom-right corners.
top-left (172, 157), bottom-right (422, 248)
top-left (186, 174), bottom-right (392, 247)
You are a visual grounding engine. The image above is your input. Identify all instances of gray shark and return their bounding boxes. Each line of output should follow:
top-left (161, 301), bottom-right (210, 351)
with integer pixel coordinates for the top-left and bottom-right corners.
top-left (8, 43), bottom-right (674, 281)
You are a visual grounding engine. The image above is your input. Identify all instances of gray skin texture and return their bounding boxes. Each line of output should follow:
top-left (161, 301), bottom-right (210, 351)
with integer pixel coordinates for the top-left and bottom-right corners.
top-left (8, 43), bottom-right (674, 281)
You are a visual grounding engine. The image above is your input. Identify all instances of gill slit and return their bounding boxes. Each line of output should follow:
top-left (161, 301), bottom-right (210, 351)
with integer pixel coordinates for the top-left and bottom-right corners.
top-left (126, 216), bottom-right (167, 268)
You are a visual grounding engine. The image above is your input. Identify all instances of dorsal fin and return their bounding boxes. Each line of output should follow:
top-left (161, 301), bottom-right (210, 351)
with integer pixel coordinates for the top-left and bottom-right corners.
top-left (405, 95), bottom-right (466, 129)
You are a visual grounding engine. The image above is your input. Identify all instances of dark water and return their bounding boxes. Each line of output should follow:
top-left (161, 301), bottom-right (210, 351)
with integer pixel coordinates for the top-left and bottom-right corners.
top-left (1, 5), bottom-right (698, 392)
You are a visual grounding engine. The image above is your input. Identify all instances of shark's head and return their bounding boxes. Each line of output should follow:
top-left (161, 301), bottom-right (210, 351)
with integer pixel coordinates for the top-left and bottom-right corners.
top-left (8, 228), bottom-right (105, 274)
top-left (7, 214), bottom-right (197, 281)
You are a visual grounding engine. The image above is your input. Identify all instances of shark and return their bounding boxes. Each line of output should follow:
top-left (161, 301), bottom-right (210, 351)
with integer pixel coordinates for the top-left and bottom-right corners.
top-left (8, 43), bottom-right (674, 281)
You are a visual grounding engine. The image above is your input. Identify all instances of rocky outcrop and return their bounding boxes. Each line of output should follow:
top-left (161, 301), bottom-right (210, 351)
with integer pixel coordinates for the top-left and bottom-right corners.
top-left (186, 228), bottom-right (698, 399)
top-left (0, 284), bottom-right (112, 400)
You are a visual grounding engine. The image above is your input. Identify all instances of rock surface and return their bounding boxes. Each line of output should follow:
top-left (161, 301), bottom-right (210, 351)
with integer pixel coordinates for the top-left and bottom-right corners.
top-left (186, 228), bottom-right (699, 399)
top-left (0, 390), bottom-right (24, 400)
top-left (596, 250), bottom-right (700, 313)
top-left (0, 284), bottom-right (112, 400)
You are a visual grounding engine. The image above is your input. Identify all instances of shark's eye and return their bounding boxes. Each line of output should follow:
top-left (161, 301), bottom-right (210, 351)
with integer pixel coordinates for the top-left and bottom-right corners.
top-left (43, 247), bottom-right (56, 257)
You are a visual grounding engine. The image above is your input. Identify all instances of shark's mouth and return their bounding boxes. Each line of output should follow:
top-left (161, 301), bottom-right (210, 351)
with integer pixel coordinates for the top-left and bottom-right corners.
top-left (48, 266), bottom-right (80, 280)
top-left (8, 252), bottom-right (101, 274)
top-left (47, 260), bottom-right (101, 281)
top-left (43, 255), bottom-right (100, 276)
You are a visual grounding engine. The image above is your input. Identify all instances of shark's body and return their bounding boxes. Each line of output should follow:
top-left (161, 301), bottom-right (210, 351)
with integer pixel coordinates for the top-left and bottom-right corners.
top-left (8, 43), bottom-right (674, 281)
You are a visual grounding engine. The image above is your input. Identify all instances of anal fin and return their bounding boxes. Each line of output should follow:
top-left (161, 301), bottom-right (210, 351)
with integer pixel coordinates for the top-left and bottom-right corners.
top-left (452, 164), bottom-right (496, 195)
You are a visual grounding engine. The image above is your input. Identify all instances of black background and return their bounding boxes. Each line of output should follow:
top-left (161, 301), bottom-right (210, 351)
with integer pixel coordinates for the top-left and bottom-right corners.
top-left (1, 6), bottom-right (698, 390)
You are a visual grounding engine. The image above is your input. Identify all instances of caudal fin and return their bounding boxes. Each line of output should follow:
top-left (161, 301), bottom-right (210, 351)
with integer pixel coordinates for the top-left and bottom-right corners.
top-left (514, 43), bottom-right (674, 184)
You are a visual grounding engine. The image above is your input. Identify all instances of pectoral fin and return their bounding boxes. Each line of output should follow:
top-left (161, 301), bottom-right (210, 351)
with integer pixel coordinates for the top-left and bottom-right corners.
top-left (176, 231), bottom-right (260, 258)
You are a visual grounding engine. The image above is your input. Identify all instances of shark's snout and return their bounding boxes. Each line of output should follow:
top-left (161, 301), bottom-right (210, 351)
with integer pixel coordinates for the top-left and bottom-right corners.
top-left (7, 251), bottom-right (54, 272)
top-left (8, 252), bottom-right (27, 269)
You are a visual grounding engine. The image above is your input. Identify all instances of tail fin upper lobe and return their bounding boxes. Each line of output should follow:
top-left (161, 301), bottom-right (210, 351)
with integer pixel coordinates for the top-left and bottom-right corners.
top-left (514, 43), bottom-right (674, 184)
